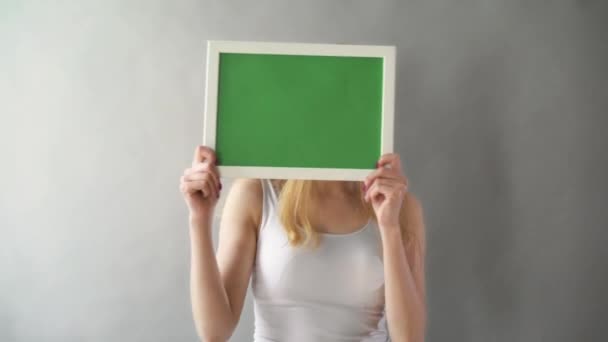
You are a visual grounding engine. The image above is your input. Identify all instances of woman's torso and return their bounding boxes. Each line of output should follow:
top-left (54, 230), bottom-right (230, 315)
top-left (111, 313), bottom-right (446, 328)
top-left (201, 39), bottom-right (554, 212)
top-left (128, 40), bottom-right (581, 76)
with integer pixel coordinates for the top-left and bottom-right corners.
top-left (251, 179), bottom-right (389, 342)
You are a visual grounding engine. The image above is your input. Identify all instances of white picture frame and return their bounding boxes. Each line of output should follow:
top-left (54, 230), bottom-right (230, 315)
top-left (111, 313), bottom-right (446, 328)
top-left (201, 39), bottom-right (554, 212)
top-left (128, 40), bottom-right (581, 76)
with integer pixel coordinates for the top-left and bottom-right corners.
top-left (203, 40), bottom-right (396, 181)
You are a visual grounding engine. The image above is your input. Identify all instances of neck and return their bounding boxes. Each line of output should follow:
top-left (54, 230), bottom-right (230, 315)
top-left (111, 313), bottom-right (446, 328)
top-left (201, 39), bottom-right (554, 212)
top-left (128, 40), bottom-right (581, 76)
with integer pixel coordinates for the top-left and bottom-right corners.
top-left (274, 179), bottom-right (362, 203)
top-left (314, 180), bottom-right (359, 200)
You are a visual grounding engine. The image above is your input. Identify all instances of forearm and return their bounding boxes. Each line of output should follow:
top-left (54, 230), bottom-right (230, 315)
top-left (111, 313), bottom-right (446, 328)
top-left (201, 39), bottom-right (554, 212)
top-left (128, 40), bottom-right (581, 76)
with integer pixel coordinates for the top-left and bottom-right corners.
top-left (381, 227), bottom-right (426, 342)
top-left (189, 216), bottom-right (235, 341)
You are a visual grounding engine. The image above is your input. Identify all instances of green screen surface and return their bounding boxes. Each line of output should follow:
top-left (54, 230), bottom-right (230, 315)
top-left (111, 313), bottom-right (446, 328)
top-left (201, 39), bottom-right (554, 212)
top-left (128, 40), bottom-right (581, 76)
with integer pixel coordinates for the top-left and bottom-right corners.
top-left (216, 53), bottom-right (383, 169)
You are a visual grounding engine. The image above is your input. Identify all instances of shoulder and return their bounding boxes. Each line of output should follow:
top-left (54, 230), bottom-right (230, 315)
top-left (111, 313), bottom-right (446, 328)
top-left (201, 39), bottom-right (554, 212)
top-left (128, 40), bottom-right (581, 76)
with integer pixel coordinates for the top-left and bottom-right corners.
top-left (230, 178), bottom-right (263, 198)
top-left (270, 179), bottom-right (285, 194)
top-left (223, 178), bottom-right (264, 229)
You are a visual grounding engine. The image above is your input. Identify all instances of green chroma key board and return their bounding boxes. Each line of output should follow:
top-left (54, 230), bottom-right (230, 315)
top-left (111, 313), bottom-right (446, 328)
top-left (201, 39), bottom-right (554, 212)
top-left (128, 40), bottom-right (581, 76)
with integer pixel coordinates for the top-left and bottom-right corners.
top-left (204, 41), bottom-right (395, 180)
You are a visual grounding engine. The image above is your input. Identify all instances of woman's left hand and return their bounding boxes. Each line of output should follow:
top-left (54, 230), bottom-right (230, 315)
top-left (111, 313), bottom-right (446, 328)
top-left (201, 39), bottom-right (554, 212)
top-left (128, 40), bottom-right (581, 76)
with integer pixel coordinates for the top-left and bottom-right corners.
top-left (363, 153), bottom-right (409, 231)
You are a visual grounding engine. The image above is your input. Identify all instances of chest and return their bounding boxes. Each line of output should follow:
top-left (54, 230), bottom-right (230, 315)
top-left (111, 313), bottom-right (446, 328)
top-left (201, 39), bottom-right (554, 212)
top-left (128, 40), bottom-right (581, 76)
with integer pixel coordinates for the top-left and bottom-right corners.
top-left (252, 219), bottom-right (385, 309)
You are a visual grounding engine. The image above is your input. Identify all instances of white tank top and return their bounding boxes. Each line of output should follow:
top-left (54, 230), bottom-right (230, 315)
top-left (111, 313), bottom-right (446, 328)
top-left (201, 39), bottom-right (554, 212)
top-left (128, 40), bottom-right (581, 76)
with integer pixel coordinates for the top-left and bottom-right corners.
top-left (252, 179), bottom-right (390, 341)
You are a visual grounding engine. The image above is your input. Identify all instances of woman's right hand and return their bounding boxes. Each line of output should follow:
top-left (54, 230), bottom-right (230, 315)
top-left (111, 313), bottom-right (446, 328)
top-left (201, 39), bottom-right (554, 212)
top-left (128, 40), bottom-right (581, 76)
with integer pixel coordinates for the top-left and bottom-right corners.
top-left (180, 146), bottom-right (222, 221)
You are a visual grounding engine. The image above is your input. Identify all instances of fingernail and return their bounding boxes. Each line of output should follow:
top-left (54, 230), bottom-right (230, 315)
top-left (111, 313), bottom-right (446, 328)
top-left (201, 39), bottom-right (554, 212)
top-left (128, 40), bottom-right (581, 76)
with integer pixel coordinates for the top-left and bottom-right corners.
top-left (219, 183), bottom-right (223, 190)
top-left (362, 183), bottom-right (367, 192)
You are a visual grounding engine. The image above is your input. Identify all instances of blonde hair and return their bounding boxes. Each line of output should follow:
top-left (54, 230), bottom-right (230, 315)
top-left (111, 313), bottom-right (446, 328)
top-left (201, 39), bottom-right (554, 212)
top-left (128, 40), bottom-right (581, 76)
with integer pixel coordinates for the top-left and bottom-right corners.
top-left (275, 179), bottom-right (414, 248)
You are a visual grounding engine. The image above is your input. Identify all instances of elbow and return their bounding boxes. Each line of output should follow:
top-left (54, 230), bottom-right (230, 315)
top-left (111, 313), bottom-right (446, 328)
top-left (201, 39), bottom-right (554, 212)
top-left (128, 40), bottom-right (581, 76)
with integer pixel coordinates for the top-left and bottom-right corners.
top-left (195, 328), bottom-right (231, 342)
top-left (416, 319), bottom-right (427, 342)
top-left (410, 306), bottom-right (427, 342)
top-left (198, 334), bottom-right (229, 342)
top-left (391, 309), bottom-right (427, 342)
top-left (193, 317), bottom-right (235, 342)
top-left (413, 311), bottom-right (428, 342)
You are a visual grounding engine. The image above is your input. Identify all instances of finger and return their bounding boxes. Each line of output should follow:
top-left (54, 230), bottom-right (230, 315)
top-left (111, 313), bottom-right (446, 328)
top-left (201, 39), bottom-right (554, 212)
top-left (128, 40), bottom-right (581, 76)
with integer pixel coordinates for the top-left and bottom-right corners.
top-left (186, 163), bottom-right (222, 192)
top-left (366, 180), bottom-right (387, 203)
top-left (185, 163), bottom-right (212, 175)
top-left (182, 178), bottom-right (205, 195)
top-left (181, 179), bottom-right (208, 196)
top-left (377, 153), bottom-right (403, 172)
top-left (192, 146), bottom-right (217, 167)
top-left (183, 172), bottom-right (208, 182)
top-left (206, 177), bottom-right (218, 199)
top-left (365, 170), bottom-right (406, 194)
top-left (182, 175), bottom-right (215, 198)
top-left (365, 179), bottom-right (406, 202)
top-left (186, 172), bottom-right (219, 198)
top-left (364, 167), bottom-right (400, 189)
top-left (368, 182), bottom-right (401, 203)
top-left (365, 179), bottom-right (385, 202)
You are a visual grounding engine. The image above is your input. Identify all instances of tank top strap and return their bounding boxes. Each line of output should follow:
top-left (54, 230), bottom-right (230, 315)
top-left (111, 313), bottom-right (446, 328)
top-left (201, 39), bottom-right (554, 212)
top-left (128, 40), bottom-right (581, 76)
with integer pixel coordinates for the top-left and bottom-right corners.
top-left (260, 179), bottom-right (279, 230)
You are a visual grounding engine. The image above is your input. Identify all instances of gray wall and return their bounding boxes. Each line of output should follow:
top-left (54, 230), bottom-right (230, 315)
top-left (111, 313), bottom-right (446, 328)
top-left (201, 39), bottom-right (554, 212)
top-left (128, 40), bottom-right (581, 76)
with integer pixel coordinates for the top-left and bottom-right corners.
top-left (2, 0), bottom-right (607, 341)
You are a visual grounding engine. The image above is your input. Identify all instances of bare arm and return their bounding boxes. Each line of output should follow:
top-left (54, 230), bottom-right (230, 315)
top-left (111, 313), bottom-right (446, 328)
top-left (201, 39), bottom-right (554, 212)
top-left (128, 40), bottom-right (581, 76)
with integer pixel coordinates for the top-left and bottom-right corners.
top-left (382, 194), bottom-right (427, 342)
top-left (364, 153), bottom-right (427, 341)
top-left (186, 176), bottom-right (261, 340)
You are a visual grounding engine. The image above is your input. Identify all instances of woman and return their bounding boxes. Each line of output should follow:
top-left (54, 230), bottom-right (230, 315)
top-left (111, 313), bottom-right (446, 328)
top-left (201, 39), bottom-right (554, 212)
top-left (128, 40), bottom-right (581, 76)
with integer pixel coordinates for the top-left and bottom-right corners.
top-left (180, 146), bottom-right (427, 342)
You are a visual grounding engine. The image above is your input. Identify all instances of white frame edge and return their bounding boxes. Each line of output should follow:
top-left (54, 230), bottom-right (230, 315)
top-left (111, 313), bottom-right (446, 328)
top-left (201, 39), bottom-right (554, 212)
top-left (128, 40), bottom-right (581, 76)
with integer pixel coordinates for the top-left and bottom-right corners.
top-left (203, 40), bottom-right (396, 181)
top-left (219, 166), bottom-right (373, 181)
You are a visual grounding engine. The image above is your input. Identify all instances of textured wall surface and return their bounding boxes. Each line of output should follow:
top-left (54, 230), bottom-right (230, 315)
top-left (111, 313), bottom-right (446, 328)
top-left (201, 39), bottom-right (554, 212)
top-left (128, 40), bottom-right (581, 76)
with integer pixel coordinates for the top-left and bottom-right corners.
top-left (2, 1), bottom-right (607, 341)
